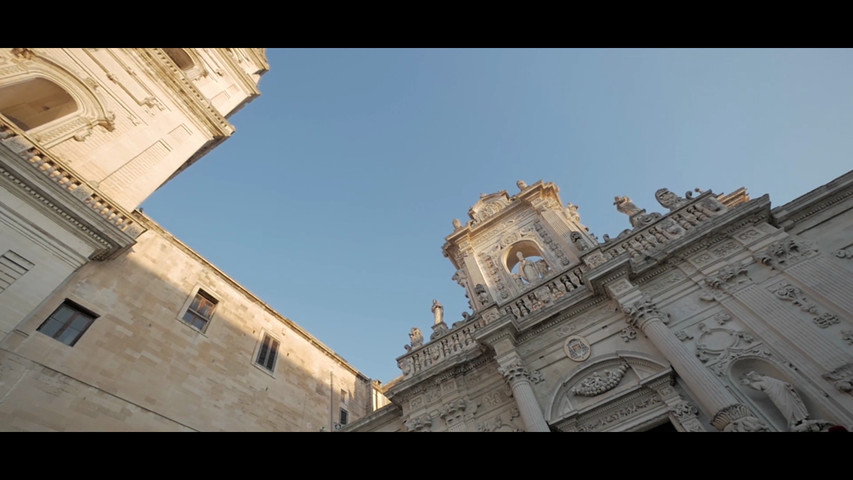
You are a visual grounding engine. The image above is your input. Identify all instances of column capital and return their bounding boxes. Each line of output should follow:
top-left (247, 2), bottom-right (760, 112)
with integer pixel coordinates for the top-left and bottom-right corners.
top-left (622, 295), bottom-right (669, 330)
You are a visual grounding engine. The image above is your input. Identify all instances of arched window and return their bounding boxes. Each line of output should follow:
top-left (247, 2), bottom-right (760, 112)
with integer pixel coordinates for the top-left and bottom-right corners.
top-left (163, 48), bottom-right (195, 71)
top-left (0, 77), bottom-right (77, 131)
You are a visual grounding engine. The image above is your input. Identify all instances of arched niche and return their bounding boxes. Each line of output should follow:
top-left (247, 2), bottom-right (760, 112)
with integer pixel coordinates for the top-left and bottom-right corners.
top-left (504, 240), bottom-right (549, 284)
top-left (728, 356), bottom-right (823, 432)
top-left (0, 49), bottom-right (115, 146)
top-left (547, 351), bottom-right (670, 424)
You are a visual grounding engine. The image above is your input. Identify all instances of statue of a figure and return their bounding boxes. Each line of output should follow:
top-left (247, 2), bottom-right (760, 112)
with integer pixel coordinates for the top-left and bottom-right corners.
top-left (742, 371), bottom-right (810, 429)
top-left (475, 283), bottom-right (491, 305)
top-left (516, 252), bottom-right (540, 283)
top-left (452, 269), bottom-right (467, 288)
top-left (452, 218), bottom-right (462, 229)
top-left (408, 327), bottom-right (424, 350)
top-left (517, 180), bottom-right (528, 191)
top-left (614, 196), bottom-right (642, 217)
top-left (655, 188), bottom-right (688, 211)
top-left (431, 299), bottom-right (444, 325)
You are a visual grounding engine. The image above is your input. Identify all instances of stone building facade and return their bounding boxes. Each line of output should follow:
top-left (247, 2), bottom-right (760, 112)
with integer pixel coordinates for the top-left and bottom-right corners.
top-left (0, 48), bottom-right (383, 431)
top-left (2, 48), bottom-right (851, 433)
top-left (347, 172), bottom-right (853, 432)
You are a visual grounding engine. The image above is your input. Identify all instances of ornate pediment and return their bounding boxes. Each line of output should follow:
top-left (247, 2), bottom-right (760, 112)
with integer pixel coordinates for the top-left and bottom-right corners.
top-left (469, 191), bottom-right (512, 224)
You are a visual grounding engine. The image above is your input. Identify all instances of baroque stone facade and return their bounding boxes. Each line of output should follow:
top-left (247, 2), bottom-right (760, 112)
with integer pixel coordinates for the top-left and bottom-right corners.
top-left (348, 172), bottom-right (853, 432)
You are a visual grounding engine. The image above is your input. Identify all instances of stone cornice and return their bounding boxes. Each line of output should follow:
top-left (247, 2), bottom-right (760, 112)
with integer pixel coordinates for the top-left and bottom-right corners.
top-left (131, 212), bottom-right (370, 382)
top-left (770, 169), bottom-right (853, 231)
top-left (0, 121), bottom-right (142, 260)
top-left (385, 349), bottom-right (494, 403)
top-left (134, 49), bottom-right (234, 139)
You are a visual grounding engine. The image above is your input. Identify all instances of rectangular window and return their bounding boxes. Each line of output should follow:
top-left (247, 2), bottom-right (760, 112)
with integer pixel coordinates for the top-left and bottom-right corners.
top-left (181, 289), bottom-right (217, 332)
top-left (37, 300), bottom-right (97, 347)
top-left (339, 408), bottom-right (349, 426)
top-left (255, 333), bottom-right (280, 372)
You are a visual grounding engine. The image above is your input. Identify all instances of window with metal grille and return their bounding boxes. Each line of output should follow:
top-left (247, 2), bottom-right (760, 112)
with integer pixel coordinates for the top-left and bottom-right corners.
top-left (255, 333), bottom-right (279, 372)
top-left (37, 300), bottom-right (97, 347)
top-left (181, 289), bottom-right (217, 332)
top-left (339, 408), bottom-right (349, 426)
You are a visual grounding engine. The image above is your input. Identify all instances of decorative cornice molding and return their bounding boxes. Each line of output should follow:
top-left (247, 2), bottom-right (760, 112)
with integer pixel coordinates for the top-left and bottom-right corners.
top-left (135, 49), bottom-right (233, 139)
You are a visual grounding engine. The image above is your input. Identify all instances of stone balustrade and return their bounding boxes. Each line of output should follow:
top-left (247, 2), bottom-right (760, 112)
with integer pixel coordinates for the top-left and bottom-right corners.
top-left (397, 264), bottom-right (589, 378)
top-left (0, 118), bottom-right (141, 237)
top-left (600, 193), bottom-right (726, 261)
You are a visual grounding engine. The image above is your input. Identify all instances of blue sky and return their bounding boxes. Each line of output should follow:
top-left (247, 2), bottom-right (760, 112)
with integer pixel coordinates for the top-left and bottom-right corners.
top-left (140, 48), bottom-right (853, 384)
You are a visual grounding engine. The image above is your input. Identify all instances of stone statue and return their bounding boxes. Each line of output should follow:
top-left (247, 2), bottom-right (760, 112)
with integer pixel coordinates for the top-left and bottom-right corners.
top-left (742, 371), bottom-right (810, 430)
top-left (655, 188), bottom-right (688, 211)
top-left (452, 218), bottom-right (462, 229)
top-left (474, 283), bottom-right (491, 305)
top-left (614, 196), bottom-right (642, 217)
top-left (406, 327), bottom-right (424, 351)
top-left (452, 269), bottom-right (467, 288)
top-left (517, 180), bottom-right (528, 191)
top-left (431, 299), bottom-right (444, 325)
top-left (516, 252), bottom-right (540, 283)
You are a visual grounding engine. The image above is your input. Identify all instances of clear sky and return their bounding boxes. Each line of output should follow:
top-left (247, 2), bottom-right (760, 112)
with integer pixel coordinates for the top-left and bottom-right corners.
top-left (140, 48), bottom-right (853, 384)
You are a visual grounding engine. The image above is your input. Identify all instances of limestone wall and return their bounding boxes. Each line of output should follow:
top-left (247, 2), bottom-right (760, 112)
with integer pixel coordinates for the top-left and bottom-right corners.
top-left (0, 219), bottom-right (373, 431)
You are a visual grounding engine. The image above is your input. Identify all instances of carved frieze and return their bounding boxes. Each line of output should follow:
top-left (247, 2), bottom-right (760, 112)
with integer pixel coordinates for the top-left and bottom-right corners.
top-left (476, 407), bottom-right (521, 432)
top-left (574, 395), bottom-right (663, 432)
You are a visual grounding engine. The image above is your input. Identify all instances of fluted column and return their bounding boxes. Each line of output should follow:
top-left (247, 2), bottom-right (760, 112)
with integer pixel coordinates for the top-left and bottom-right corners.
top-left (623, 296), bottom-right (766, 431)
top-left (497, 354), bottom-right (551, 432)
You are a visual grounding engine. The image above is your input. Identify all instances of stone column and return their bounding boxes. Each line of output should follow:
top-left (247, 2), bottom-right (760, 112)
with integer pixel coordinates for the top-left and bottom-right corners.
top-left (497, 353), bottom-right (551, 432)
top-left (623, 296), bottom-right (766, 431)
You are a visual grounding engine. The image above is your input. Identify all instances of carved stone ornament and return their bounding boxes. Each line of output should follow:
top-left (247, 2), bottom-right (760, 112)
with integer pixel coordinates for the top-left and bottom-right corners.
top-left (623, 296), bottom-right (669, 329)
top-left (711, 404), bottom-right (768, 432)
top-left (771, 282), bottom-right (818, 313)
top-left (468, 191), bottom-right (512, 224)
top-left (693, 322), bottom-right (754, 364)
top-left (822, 363), bottom-right (853, 395)
top-left (704, 262), bottom-right (750, 292)
top-left (563, 335), bottom-right (592, 362)
top-left (755, 238), bottom-right (817, 270)
top-left (405, 327), bottom-right (424, 351)
top-left (571, 363), bottom-right (629, 397)
top-left (655, 188), bottom-right (689, 211)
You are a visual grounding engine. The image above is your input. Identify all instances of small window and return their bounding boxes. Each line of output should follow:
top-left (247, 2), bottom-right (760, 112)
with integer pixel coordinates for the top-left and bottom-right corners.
top-left (255, 333), bottom-right (280, 372)
top-left (37, 300), bottom-right (97, 346)
top-left (181, 289), bottom-right (217, 332)
top-left (339, 408), bottom-right (349, 426)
